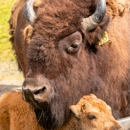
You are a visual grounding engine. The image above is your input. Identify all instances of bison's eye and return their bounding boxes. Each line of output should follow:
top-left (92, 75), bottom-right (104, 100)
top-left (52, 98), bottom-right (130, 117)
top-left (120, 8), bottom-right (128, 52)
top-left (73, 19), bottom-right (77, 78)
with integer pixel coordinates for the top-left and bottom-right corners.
top-left (87, 114), bottom-right (97, 120)
top-left (59, 31), bottom-right (82, 54)
top-left (66, 41), bottom-right (80, 54)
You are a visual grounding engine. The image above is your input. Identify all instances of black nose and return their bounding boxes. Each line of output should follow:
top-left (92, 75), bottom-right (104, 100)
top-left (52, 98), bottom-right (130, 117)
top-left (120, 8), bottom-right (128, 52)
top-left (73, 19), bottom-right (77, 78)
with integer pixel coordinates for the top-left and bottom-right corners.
top-left (32, 87), bottom-right (46, 95)
top-left (22, 86), bottom-right (47, 109)
top-left (22, 86), bottom-right (46, 100)
top-left (22, 88), bottom-right (33, 101)
top-left (22, 76), bottom-right (54, 109)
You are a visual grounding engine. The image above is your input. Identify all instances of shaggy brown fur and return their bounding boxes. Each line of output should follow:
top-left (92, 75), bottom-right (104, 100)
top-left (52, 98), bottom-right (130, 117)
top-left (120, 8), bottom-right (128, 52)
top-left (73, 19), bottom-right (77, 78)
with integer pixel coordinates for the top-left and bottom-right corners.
top-left (0, 92), bottom-right (122, 130)
top-left (9, 0), bottom-right (128, 74)
top-left (0, 92), bottom-right (43, 130)
top-left (8, 0), bottom-right (130, 130)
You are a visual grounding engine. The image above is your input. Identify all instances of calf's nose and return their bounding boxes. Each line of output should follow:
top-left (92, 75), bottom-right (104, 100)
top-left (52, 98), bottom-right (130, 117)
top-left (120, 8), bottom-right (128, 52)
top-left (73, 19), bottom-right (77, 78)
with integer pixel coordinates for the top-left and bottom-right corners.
top-left (110, 124), bottom-right (123, 130)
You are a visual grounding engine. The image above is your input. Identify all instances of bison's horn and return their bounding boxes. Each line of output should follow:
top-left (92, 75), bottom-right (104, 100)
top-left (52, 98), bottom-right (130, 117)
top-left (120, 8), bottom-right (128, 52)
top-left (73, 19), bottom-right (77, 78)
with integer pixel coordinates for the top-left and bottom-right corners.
top-left (24, 0), bottom-right (37, 26)
top-left (82, 0), bottom-right (106, 31)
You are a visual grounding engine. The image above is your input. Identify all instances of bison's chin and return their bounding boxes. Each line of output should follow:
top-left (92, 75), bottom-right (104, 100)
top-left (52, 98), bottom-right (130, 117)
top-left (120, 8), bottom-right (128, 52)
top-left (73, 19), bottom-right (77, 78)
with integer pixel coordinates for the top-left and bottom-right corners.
top-left (34, 108), bottom-right (59, 130)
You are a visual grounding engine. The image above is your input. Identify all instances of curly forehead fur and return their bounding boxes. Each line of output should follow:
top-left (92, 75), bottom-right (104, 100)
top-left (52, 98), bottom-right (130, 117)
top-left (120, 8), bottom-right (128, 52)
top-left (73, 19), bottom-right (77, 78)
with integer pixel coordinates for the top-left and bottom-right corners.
top-left (32, 0), bottom-right (108, 42)
top-left (82, 95), bottom-right (112, 115)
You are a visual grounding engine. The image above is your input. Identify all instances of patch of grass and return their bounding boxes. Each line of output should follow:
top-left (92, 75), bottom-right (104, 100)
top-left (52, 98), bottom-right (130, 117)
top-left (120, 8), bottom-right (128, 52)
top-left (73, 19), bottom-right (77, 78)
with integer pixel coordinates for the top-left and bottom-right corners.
top-left (0, 0), bottom-right (24, 82)
top-left (0, 0), bottom-right (15, 62)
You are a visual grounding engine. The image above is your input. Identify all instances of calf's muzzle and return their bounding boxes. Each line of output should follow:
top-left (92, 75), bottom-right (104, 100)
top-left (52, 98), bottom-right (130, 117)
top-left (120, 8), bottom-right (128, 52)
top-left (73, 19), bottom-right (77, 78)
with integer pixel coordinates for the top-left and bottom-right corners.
top-left (110, 124), bottom-right (122, 130)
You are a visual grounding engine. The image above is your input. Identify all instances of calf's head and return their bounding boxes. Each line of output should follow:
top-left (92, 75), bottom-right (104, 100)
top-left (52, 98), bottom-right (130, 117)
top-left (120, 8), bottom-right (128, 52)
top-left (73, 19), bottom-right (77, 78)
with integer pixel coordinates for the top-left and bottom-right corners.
top-left (70, 94), bottom-right (122, 130)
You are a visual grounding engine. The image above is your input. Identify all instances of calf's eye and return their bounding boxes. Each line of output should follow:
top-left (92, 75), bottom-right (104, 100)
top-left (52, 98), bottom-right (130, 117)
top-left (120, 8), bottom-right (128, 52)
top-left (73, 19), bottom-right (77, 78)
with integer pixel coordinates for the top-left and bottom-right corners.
top-left (87, 115), bottom-right (97, 120)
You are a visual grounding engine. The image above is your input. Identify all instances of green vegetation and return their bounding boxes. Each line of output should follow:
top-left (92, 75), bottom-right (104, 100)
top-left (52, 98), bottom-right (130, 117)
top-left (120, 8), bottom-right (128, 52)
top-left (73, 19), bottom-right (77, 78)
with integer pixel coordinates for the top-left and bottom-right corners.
top-left (0, 0), bottom-right (24, 81)
top-left (0, 0), bottom-right (15, 62)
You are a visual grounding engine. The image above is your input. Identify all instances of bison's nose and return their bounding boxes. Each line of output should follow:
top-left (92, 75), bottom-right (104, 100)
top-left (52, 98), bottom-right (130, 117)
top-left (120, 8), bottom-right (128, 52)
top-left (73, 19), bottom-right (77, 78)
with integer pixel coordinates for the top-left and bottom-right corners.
top-left (30, 86), bottom-right (46, 95)
top-left (22, 86), bottom-right (46, 101)
top-left (22, 85), bottom-right (54, 109)
top-left (22, 86), bottom-right (47, 109)
top-left (22, 76), bottom-right (54, 109)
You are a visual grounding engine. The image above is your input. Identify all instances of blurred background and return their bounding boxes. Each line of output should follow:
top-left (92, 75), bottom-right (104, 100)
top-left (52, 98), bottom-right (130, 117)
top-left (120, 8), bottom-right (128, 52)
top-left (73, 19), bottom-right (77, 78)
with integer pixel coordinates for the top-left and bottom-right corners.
top-left (0, 0), bottom-right (24, 94)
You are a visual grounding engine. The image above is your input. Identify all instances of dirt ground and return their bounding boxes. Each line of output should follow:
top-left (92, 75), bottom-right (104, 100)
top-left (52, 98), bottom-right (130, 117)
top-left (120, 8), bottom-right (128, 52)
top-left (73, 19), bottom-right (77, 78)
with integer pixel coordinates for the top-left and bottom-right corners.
top-left (0, 60), bottom-right (24, 96)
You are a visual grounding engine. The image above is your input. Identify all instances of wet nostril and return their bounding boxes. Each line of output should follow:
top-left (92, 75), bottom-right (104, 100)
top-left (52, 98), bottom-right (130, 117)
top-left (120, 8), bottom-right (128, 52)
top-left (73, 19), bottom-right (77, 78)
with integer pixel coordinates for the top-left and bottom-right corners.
top-left (33, 87), bottom-right (46, 95)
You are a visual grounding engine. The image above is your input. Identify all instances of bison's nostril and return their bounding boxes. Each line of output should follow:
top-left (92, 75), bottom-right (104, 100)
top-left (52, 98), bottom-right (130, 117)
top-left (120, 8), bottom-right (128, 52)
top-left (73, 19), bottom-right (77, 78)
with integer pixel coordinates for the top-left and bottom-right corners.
top-left (33, 87), bottom-right (46, 95)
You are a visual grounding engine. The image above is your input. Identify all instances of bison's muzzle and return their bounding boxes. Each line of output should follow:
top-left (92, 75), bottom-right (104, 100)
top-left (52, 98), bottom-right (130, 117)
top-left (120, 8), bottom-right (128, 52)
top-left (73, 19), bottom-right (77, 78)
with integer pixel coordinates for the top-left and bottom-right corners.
top-left (22, 87), bottom-right (46, 109)
top-left (22, 76), bottom-right (54, 109)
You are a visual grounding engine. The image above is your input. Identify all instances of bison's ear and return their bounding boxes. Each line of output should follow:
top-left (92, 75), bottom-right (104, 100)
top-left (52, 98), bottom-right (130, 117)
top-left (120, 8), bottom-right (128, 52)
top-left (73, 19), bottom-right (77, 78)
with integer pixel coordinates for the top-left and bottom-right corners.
top-left (70, 105), bottom-right (81, 118)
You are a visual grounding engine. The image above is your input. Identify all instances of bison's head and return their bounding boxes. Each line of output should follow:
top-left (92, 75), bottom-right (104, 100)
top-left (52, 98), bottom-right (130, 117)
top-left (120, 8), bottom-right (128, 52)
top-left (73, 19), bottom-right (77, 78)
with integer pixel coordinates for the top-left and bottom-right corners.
top-left (22, 0), bottom-right (109, 129)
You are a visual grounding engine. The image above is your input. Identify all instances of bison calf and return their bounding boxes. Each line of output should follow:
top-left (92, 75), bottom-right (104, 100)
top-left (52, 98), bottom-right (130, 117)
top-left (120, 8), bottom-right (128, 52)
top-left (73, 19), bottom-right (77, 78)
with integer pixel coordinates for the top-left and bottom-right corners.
top-left (0, 92), bottom-right (122, 130)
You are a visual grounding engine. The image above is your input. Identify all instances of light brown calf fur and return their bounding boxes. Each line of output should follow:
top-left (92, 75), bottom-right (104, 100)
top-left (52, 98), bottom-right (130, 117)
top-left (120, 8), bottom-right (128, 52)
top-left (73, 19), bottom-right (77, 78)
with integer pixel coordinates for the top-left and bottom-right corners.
top-left (0, 92), bottom-right (122, 130)
top-left (106, 0), bottom-right (127, 18)
top-left (0, 92), bottom-right (43, 130)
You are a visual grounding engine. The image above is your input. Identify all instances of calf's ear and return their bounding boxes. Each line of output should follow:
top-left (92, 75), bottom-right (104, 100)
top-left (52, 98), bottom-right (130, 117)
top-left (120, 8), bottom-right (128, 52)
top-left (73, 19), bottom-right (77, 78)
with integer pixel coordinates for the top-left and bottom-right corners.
top-left (70, 105), bottom-right (81, 118)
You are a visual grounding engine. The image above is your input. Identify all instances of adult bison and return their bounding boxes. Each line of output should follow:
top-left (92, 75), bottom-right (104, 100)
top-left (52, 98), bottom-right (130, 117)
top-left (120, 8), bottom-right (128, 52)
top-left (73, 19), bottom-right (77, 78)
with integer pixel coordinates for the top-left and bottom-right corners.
top-left (9, 0), bottom-right (130, 130)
